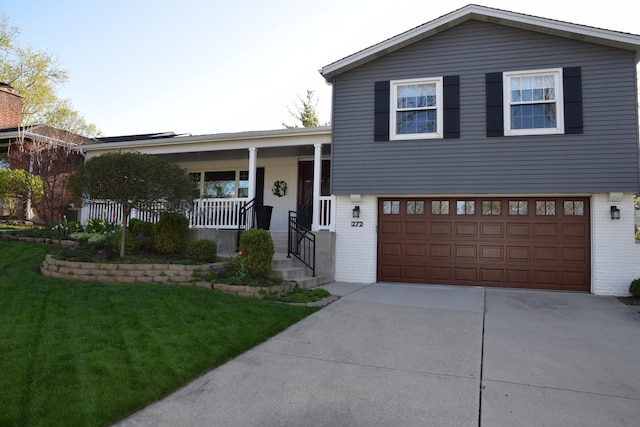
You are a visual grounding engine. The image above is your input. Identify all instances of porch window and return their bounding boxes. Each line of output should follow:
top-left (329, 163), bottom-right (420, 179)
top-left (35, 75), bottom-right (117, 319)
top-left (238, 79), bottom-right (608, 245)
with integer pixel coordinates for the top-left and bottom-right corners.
top-left (238, 171), bottom-right (249, 198)
top-left (204, 171), bottom-right (236, 198)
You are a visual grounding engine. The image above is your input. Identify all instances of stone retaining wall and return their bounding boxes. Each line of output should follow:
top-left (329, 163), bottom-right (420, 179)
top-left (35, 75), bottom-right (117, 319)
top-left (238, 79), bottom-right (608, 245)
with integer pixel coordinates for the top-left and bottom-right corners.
top-left (2, 234), bottom-right (77, 246)
top-left (207, 282), bottom-right (296, 298)
top-left (40, 255), bottom-right (297, 299)
top-left (41, 254), bottom-right (216, 285)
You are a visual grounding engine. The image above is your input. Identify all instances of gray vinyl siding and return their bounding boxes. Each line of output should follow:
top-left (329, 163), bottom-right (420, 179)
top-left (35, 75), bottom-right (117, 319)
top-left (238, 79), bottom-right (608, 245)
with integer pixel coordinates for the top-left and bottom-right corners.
top-left (330, 20), bottom-right (640, 195)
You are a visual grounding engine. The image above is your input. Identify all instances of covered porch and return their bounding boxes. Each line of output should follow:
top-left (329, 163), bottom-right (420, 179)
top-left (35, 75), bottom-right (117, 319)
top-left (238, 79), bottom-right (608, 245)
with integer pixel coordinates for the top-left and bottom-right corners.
top-left (78, 127), bottom-right (335, 232)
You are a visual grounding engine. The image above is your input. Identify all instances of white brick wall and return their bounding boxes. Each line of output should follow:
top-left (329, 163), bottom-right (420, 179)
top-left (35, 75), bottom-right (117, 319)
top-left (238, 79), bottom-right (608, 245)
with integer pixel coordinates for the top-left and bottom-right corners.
top-left (334, 195), bottom-right (377, 283)
top-left (591, 193), bottom-right (640, 295)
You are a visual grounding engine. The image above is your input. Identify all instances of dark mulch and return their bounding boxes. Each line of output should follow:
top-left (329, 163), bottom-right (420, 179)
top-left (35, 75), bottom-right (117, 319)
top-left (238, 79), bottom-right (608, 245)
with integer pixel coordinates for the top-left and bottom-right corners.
top-left (617, 296), bottom-right (640, 306)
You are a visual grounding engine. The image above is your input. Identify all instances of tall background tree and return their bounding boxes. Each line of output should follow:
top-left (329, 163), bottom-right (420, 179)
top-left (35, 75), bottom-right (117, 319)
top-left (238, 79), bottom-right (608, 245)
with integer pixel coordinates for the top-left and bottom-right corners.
top-left (0, 13), bottom-right (100, 225)
top-left (0, 14), bottom-right (99, 136)
top-left (68, 152), bottom-right (196, 257)
top-left (282, 89), bottom-right (329, 128)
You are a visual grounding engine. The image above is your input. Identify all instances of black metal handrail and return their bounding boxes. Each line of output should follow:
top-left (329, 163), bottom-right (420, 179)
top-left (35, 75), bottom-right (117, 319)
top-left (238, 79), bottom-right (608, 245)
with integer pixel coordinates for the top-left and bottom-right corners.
top-left (297, 196), bottom-right (313, 230)
top-left (288, 210), bottom-right (316, 277)
top-left (236, 198), bottom-right (256, 250)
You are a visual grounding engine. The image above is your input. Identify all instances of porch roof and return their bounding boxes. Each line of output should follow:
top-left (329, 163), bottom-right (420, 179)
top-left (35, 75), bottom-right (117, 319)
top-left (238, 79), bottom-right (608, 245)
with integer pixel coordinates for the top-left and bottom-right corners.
top-left (80, 126), bottom-right (331, 157)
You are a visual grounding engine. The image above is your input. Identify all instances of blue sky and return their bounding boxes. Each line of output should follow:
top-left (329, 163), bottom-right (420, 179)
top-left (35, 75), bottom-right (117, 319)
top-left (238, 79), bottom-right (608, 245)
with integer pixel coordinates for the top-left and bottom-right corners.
top-left (1, 0), bottom-right (638, 137)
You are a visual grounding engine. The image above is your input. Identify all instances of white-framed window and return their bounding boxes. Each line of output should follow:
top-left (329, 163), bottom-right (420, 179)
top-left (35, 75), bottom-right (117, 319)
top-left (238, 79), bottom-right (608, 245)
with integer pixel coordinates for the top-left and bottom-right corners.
top-left (503, 68), bottom-right (564, 136)
top-left (189, 170), bottom-right (249, 198)
top-left (390, 77), bottom-right (443, 140)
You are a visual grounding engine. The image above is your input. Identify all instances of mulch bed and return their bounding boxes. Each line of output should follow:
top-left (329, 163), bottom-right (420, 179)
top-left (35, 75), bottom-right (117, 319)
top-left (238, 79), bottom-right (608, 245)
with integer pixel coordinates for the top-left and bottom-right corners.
top-left (617, 296), bottom-right (640, 306)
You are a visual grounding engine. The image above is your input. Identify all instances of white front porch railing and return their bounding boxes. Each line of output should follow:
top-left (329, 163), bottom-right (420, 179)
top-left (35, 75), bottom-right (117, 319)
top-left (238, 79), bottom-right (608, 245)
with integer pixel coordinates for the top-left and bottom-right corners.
top-left (318, 196), bottom-right (335, 231)
top-left (189, 198), bottom-right (248, 229)
top-left (79, 196), bottom-right (336, 231)
top-left (79, 199), bottom-right (164, 226)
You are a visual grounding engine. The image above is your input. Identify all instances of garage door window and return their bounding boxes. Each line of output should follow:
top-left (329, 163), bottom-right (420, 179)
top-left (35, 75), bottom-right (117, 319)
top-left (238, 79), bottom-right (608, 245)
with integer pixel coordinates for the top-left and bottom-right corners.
top-left (383, 201), bottom-right (400, 215)
top-left (431, 200), bottom-right (449, 215)
top-left (407, 201), bottom-right (425, 215)
top-left (536, 200), bottom-right (556, 215)
top-left (457, 200), bottom-right (475, 215)
top-left (509, 200), bottom-right (528, 215)
top-left (482, 201), bottom-right (501, 215)
top-left (564, 201), bottom-right (585, 216)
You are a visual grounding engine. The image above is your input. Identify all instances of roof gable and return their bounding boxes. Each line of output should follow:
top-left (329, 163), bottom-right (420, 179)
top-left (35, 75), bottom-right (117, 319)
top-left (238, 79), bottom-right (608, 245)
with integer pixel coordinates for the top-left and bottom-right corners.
top-left (320, 4), bottom-right (640, 81)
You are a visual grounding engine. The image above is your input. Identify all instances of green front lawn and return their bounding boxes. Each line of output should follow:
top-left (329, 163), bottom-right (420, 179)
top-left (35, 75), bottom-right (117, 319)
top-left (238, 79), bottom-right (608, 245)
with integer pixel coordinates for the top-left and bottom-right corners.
top-left (0, 241), bottom-right (319, 427)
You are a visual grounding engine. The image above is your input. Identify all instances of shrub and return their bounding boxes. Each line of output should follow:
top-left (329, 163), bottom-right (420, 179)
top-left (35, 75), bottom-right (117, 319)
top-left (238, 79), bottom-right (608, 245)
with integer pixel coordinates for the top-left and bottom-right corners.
top-left (188, 239), bottom-right (218, 263)
top-left (152, 212), bottom-right (189, 255)
top-left (238, 229), bottom-right (274, 278)
top-left (630, 278), bottom-right (640, 297)
top-left (129, 218), bottom-right (154, 236)
top-left (128, 219), bottom-right (155, 253)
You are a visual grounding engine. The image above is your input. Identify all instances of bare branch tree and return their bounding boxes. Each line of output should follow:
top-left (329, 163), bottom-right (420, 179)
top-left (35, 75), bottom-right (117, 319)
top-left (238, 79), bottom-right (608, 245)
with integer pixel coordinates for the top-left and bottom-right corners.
top-left (10, 126), bottom-right (86, 225)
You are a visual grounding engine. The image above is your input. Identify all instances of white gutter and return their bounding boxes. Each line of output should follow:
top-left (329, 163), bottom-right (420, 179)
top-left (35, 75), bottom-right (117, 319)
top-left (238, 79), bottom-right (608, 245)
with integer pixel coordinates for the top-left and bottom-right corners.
top-left (80, 126), bottom-right (332, 153)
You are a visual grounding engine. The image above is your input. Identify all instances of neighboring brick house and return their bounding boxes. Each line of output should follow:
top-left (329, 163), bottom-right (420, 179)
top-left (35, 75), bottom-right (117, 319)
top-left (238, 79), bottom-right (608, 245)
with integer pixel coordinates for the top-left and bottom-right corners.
top-left (320, 4), bottom-right (640, 295)
top-left (0, 83), bottom-right (91, 224)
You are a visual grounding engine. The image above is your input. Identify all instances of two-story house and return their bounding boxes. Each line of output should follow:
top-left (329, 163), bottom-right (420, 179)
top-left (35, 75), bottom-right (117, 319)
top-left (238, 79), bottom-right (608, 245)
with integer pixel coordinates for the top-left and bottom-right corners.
top-left (77, 5), bottom-right (640, 295)
top-left (320, 4), bottom-right (640, 295)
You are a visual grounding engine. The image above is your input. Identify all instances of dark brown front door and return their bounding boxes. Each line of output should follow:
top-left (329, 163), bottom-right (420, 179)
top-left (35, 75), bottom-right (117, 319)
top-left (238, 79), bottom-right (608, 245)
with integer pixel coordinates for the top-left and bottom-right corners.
top-left (377, 197), bottom-right (590, 291)
top-left (297, 160), bottom-right (330, 207)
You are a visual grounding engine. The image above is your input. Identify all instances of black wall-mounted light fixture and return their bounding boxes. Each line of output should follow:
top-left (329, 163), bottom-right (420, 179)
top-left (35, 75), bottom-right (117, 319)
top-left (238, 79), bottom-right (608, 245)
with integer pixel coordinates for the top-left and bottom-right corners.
top-left (352, 206), bottom-right (360, 218)
top-left (610, 205), bottom-right (620, 220)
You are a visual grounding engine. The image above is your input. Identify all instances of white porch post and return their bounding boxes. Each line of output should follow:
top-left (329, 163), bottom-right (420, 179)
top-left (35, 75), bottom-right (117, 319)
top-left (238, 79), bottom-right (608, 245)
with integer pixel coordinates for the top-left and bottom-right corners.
top-left (312, 143), bottom-right (322, 231)
top-left (248, 147), bottom-right (257, 201)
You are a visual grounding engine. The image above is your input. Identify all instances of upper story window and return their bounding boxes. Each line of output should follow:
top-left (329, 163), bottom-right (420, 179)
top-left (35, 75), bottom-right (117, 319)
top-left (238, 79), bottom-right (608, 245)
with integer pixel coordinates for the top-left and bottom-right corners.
top-left (503, 68), bottom-right (564, 136)
top-left (390, 77), bottom-right (443, 140)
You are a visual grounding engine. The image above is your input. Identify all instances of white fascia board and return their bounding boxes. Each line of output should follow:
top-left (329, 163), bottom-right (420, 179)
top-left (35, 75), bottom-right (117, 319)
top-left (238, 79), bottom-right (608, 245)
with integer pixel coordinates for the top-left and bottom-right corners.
top-left (320, 5), bottom-right (640, 80)
top-left (80, 126), bottom-right (332, 156)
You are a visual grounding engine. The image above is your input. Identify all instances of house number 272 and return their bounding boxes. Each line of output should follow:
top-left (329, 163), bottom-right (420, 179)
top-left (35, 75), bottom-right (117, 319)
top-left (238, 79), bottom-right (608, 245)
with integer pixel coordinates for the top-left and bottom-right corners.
top-left (351, 221), bottom-right (363, 227)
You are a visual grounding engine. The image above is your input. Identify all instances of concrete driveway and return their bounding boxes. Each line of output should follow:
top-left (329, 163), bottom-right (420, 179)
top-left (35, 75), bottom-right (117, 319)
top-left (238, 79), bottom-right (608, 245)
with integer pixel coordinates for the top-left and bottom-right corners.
top-left (115, 283), bottom-right (640, 427)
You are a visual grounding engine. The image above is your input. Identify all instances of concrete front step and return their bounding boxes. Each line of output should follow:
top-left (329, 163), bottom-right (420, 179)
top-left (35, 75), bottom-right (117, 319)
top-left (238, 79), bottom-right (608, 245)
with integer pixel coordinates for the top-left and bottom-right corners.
top-left (270, 253), bottom-right (331, 289)
top-left (270, 266), bottom-right (306, 280)
top-left (269, 231), bottom-right (289, 253)
top-left (296, 275), bottom-right (333, 289)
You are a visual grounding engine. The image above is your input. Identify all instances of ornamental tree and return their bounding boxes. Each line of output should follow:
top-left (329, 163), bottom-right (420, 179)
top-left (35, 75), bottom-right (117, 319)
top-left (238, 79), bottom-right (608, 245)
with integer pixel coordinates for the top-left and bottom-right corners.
top-left (68, 152), bottom-right (196, 257)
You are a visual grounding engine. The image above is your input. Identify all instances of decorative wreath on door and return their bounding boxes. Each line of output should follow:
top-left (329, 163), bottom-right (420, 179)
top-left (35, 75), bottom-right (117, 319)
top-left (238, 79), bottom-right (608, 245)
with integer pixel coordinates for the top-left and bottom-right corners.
top-left (272, 180), bottom-right (287, 197)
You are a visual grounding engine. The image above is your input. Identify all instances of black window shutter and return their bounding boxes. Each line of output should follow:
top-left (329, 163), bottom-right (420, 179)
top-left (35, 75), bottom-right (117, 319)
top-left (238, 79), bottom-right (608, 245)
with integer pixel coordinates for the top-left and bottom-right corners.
top-left (563, 67), bottom-right (583, 134)
top-left (374, 81), bottom-right (390, 141)
top-left (443, 75), bottom-right (460, 138)
top-left (486, 72), bottom-right (504, 137)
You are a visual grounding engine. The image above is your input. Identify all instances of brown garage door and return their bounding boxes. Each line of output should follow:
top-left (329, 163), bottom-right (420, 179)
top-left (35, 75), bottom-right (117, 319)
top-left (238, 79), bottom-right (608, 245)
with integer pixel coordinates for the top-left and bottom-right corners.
top-left (378, 197), bottom-right (590, 291)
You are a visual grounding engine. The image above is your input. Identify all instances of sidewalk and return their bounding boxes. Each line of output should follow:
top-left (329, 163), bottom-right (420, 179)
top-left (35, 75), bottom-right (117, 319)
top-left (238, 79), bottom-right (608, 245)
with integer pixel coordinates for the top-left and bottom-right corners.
top-left (114, 282), bottom-right (640, 426)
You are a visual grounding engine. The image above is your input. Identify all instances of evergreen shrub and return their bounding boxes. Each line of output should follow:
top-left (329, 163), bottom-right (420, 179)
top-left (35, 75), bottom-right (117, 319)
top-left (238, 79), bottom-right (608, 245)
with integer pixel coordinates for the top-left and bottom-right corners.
top-left (238, 229), bottom-right (274, 278)
top-left (188, 239), bottom-right (218, 263)
top-left (153, 212), bottom-right (189, 255)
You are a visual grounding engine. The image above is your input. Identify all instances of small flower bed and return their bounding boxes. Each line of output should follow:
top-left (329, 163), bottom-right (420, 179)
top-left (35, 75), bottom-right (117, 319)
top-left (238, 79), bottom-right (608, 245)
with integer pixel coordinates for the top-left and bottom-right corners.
top-left (263, 288), bottom-right (331, 303)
